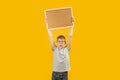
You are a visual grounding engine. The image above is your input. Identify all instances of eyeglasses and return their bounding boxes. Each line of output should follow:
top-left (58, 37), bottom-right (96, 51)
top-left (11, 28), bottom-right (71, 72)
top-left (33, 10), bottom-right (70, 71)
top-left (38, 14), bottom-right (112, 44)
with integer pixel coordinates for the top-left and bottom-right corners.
top-left (58, 41), bottom-right (65, 43)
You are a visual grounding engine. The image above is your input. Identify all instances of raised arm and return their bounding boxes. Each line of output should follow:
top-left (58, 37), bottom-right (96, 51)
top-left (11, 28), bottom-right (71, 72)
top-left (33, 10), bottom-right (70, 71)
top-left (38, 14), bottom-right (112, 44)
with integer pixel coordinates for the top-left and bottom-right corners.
top-left (67, 17), bottom-right (74, 47)
top-left (47, 29), bottom-right (56, 47)
top-left (45, 18), bottom-right (56, 47)
top-left (67, 26), bottom-right (74, 47)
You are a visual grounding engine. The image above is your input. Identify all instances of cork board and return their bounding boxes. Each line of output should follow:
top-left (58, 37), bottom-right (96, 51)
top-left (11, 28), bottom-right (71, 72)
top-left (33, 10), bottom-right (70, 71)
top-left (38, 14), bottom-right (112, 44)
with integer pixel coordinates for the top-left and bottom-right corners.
top-left (45, 7), bottom-right (73, 29)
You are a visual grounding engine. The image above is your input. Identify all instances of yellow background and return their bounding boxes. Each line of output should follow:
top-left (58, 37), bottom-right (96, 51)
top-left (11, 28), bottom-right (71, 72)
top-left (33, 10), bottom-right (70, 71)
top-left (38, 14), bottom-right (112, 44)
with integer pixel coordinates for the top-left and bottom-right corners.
top-left (0, 0), bottom-right (120, 80)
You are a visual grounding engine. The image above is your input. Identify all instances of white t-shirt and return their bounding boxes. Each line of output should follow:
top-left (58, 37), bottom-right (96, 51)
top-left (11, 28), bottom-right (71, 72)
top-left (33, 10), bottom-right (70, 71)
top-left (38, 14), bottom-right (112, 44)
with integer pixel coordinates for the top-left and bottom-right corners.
top-left (52, 46), bottom-right (71, 72)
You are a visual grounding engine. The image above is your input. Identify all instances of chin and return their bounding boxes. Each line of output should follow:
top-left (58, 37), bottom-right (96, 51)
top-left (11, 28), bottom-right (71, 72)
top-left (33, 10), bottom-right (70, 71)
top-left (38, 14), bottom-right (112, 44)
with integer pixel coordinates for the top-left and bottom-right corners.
top-left (59, 45), bottom-right (63, 48)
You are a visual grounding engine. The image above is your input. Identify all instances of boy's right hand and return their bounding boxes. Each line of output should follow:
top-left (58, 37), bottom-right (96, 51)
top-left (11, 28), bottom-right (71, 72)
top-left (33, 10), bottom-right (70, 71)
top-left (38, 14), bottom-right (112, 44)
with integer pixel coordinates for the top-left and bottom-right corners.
top-left (44, 18), bottom-right (48, 23)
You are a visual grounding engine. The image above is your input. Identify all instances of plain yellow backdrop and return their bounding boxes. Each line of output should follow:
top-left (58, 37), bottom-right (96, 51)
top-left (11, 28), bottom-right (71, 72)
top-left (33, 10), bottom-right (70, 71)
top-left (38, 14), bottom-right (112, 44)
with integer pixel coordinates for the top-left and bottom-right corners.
top-left (0, 0), bottom-right (120, 80)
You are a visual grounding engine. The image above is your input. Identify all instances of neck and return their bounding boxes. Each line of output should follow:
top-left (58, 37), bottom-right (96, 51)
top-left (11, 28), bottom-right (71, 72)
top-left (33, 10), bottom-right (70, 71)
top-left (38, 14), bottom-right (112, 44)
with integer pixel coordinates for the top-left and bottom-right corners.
top-left (58, 47), bottom-right (64, 50)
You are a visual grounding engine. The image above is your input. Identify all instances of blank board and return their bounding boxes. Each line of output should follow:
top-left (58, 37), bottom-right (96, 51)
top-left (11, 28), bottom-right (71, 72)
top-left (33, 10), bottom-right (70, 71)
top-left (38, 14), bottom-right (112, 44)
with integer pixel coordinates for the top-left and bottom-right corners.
top-left (45, 7), bottom-right (73, 29)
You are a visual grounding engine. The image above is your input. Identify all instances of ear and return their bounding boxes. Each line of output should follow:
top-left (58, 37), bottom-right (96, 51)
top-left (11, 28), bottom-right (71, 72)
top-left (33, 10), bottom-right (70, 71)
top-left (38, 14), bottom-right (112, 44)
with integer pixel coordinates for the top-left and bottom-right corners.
top-left (64, 38), bottom-right (66, 43)
top-left (56, 39), bottom-right (58, 43)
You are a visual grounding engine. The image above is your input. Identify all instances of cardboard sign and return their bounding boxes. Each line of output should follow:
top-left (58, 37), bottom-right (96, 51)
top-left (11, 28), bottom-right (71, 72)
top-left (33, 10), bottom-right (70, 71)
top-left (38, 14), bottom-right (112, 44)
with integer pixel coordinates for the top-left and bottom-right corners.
top-left (45, 7), bottom-right (73, 29)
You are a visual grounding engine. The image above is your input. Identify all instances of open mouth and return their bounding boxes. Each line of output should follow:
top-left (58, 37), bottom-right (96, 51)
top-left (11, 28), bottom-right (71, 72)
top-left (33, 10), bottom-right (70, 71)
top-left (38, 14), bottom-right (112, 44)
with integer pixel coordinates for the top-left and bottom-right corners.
top-left (60, 45), bottom-right (62, 47)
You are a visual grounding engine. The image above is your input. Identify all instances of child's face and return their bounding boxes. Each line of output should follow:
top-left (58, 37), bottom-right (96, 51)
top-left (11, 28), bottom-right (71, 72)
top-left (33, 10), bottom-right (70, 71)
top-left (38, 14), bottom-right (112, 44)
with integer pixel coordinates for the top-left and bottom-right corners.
top-left (57, 38), bottom-right (66, 48)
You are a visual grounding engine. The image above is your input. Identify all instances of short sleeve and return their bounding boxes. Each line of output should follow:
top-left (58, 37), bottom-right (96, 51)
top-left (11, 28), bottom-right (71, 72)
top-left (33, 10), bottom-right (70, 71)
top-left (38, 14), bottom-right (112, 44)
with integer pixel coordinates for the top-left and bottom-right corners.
top-left (52, 46), bottom-right (57, 51)
top-left (66, 45), bottom-right (71, 51)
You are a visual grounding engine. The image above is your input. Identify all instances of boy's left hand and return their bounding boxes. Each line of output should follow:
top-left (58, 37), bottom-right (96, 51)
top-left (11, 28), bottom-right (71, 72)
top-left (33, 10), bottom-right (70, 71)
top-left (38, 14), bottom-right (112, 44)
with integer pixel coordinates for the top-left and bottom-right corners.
top-left (71, 17), bottom-right (74, 23)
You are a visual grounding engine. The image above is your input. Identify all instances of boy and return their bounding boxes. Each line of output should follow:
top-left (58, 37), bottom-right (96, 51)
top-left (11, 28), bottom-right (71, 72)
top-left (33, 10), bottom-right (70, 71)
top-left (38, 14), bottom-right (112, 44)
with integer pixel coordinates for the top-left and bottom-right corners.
top-left (46, 18), bottom-right (74, 80)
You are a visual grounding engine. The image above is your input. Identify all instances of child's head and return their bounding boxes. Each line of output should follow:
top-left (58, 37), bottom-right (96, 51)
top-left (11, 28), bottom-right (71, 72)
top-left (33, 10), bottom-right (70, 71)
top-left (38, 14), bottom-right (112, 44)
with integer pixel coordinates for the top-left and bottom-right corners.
top-left (57, 35), bottom-right (66, 48)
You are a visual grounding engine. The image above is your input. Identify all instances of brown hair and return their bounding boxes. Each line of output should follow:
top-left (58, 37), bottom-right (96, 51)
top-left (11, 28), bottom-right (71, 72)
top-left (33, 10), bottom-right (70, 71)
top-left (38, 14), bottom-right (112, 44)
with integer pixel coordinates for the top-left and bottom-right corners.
top-left (57, 35), bottom-right (66, 43)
